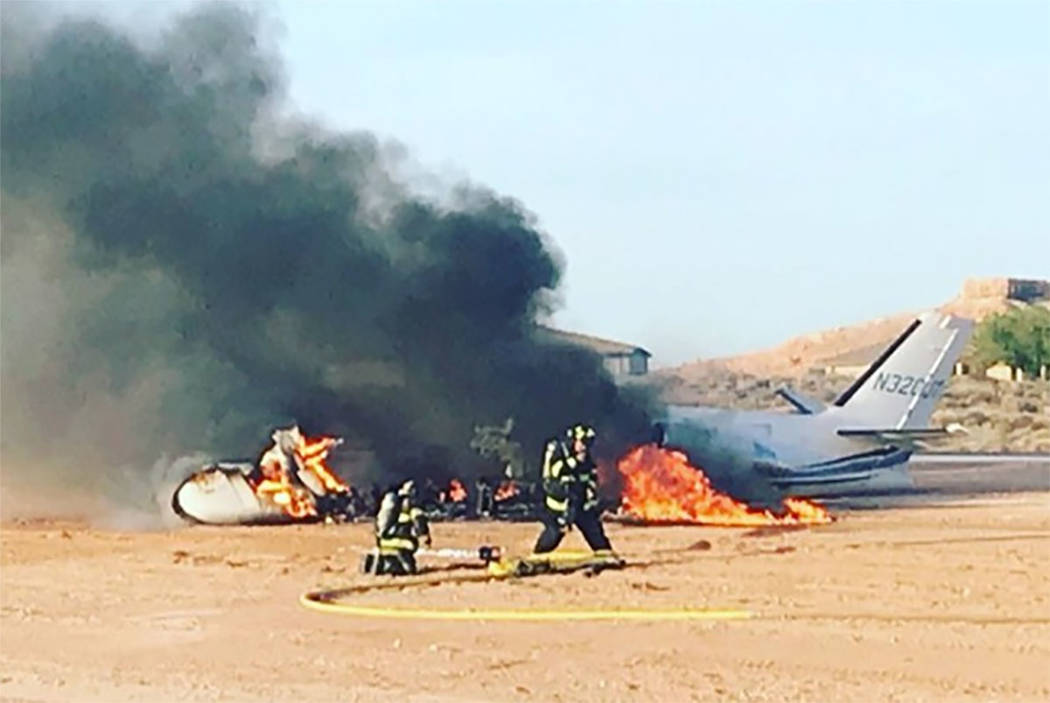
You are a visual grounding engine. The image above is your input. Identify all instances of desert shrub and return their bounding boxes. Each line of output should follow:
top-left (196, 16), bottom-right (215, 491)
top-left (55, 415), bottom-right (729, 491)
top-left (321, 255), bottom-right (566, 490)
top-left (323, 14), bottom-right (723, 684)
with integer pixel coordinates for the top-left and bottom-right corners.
top-left (972, 306), bottom-right (1050, 377)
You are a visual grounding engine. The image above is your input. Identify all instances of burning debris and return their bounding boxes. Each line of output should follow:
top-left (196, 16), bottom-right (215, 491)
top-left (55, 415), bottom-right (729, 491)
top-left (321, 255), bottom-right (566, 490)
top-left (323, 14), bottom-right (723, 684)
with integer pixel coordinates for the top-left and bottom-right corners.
top-left (171, 427), bottom-right (832, 528)
top-left (251, 428), bottom-right (346, 519)
top-left (430, 478), bottom-right (537, 521)
top-left (170, 424), bottom-right (541, 526)
top-left (445, 479), bottom-right (468, 504)
top-left (173, 426), bottom-right (362, 525)
top-left (616, 444), bottom-right (832, 526)
top-left (494, 480), bottom-right (522, 503)
top-left (432, 479), bottom-right (470, 520)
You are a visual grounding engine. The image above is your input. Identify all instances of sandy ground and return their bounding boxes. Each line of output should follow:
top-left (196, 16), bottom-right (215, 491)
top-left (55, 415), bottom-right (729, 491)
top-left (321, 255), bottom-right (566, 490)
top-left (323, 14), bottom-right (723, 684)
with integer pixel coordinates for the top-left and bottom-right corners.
top-left (2, 493), bottom-right (1049, 703)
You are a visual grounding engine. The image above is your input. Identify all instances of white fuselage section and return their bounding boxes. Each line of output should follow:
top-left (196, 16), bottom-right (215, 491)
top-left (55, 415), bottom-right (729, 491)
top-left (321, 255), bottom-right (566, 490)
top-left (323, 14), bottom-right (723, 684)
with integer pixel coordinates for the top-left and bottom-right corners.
top-left (659, 405), bottom-right (915, 500)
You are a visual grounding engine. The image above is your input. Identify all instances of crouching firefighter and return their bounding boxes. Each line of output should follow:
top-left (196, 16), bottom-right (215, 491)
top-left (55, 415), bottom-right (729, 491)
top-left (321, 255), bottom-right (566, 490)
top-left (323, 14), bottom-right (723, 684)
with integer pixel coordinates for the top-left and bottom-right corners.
top-left (533, 424), bottom-right (622, 566)
top-left (364, 479), bottom-right (431, 576)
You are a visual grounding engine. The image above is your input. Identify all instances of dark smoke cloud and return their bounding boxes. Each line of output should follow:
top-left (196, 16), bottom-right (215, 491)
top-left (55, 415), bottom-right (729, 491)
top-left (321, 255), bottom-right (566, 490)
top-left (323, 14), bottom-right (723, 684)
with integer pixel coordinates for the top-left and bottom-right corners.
top-left (0, 2), bottom-right (653, 517)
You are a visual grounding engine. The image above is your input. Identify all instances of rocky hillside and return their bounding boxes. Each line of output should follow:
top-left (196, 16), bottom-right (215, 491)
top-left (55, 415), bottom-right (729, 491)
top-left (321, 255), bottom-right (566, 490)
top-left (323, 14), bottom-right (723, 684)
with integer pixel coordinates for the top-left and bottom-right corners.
top-left (671, 277), bottom-right (1050, 379)
top-left (654, 277), bottom-right (1050, 452)
top-left (651, 370), bottom-right (1050, 452)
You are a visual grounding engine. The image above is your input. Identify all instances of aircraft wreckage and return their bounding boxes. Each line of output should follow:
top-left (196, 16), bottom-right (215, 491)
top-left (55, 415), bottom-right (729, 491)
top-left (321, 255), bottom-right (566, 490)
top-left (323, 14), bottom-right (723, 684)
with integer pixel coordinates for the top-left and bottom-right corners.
top-left (171, 426), bottom-right (536, 525)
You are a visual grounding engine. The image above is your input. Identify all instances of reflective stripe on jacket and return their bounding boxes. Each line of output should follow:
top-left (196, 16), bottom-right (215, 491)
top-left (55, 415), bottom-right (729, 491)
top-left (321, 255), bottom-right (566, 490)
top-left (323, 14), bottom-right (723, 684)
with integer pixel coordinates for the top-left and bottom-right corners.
top-left (541, 440), bottom-right (599, 513)
top-left (375, 492), bottom-right (429, 552)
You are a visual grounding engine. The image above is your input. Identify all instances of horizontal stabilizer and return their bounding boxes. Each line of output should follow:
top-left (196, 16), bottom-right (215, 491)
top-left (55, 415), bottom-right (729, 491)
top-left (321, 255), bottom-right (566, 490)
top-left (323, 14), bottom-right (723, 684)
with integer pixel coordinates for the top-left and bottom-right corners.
top-left (776, 387), bottom-right (826, 415)
top-left (837, 425), bottom-right (966, 446)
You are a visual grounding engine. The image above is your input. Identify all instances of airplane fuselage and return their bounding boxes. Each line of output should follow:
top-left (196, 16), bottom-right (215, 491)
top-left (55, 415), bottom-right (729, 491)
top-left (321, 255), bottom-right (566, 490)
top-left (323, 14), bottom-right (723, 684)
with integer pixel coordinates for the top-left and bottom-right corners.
top-left (658, 404), bottom-right (916, 502)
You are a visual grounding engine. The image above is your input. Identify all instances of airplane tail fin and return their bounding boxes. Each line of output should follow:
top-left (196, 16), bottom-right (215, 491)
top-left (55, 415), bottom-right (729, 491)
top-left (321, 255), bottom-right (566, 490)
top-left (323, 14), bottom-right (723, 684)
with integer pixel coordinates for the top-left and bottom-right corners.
top-left (832, 312), bottom-right (973, 429)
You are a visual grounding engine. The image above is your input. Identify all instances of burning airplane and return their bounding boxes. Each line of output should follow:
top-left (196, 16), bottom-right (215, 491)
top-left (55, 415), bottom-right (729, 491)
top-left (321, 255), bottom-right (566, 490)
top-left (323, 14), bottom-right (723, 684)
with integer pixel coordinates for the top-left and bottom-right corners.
top-left (605, 312), bottom-right (973, 526)
top-left (651, 312), bottom-right (973, 504)
top-left (172, 426), bottom-right (360, 525)
top-left (616, 444), bottom-right (831, 525)
top-left (170, 422), bottom-right (835, 528)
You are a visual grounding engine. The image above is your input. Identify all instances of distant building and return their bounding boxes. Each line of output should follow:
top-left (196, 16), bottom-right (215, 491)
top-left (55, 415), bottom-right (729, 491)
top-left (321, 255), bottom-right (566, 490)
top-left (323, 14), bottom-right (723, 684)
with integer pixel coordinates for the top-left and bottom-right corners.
top-left (962, 277), bottom-right (1050, 303)
top-left (958, 361), bottom-right (1047, 382)
top-left (984, 362), bottom-right (1026, 382)
top-left (538, 327), bottom-right (651, 378)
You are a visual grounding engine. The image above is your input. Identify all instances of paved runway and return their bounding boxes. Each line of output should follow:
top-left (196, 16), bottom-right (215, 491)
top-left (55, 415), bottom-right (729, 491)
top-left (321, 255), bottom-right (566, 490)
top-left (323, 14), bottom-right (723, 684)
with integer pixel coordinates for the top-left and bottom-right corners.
top-left (823, 453), bottom-right (1049, 509)
top-left (909, 453), bottom-right (1050, 493)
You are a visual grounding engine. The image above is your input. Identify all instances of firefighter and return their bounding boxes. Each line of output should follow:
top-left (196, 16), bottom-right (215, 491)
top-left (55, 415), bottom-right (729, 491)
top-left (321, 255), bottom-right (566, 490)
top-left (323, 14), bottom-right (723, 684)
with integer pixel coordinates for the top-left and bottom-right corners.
top-left (533, 424), bottom-right (621, 565)
top-left (368, 479), bottom-right (431, 576)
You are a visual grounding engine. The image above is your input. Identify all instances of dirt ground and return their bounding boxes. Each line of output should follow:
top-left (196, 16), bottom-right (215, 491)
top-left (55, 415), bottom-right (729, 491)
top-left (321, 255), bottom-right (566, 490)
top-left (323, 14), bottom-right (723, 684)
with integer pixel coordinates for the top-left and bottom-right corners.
top-left (2, 494), bottom-right (1048, 703)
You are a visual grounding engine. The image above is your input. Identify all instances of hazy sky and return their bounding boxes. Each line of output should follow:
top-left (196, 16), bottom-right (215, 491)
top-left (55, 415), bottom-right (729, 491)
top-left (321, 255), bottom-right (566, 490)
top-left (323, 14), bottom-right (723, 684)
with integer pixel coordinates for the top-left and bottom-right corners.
top-left (38, 1), bottom-right (1050, 364)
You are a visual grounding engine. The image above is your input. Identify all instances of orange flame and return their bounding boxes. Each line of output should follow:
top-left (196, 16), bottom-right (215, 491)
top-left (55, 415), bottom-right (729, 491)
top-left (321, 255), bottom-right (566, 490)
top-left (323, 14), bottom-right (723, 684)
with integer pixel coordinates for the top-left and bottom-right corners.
top-left (252, 434), bottom-right (348, 518)
top-left (447, 479), bottom-right (468, 503)
top-left (254, 478), bottom-right (315, 518)
top-left (493, 480), bottom-right (520, 502)
top-left (617, 444), bottom-right (831, 526)
top-left (296, 435), bottom-right (348, 493)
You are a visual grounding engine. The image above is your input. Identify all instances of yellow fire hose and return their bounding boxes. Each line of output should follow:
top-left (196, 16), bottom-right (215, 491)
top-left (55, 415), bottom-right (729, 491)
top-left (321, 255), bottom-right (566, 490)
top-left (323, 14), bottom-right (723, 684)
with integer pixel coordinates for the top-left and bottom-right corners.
top-left (299, 593), bottom-right (752, 621)
top-left (299, 550), bottom-right (754, 622)
top-left (299, 551), bottom-right (1046, 624)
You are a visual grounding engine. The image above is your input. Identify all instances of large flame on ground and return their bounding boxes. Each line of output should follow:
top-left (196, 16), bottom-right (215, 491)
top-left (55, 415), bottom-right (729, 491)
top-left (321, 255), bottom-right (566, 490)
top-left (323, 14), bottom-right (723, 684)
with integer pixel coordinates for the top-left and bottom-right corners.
top-left (617, 445), bottom-right (831, 526)
top-left (252, 435), bottom-right (348, 518)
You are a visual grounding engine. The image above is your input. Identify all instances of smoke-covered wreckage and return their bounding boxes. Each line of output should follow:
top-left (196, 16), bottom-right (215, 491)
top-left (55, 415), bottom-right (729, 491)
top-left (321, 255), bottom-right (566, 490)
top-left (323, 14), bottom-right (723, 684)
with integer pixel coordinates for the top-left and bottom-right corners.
top-left (172, 425), bottom-right (541, 525)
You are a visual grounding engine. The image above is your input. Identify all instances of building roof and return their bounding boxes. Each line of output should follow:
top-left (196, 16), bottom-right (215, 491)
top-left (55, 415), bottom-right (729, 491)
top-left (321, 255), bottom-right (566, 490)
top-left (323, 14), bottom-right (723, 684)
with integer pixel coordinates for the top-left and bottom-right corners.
top-left (537, 326), bottom-right (652, 357)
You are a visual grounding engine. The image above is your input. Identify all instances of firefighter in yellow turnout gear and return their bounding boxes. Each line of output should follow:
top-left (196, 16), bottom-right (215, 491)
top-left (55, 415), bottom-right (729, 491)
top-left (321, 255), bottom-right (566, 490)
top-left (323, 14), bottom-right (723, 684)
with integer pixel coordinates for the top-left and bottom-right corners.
top-left (533, 424), bottom-right (622, 566)
top-left (369, 479), bottom-right (431, 576)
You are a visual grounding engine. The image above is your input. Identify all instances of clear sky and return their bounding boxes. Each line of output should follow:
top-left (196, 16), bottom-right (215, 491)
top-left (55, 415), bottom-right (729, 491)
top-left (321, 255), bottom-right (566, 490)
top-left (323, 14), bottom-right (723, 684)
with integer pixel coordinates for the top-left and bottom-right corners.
top-left (47, 1), bottom-right (1050, 364)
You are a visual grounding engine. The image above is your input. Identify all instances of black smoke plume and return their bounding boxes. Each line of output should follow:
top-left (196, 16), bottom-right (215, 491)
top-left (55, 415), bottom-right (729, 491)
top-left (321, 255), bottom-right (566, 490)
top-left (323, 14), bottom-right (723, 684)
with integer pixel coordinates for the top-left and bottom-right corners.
top-left (0, 3), bottom-right (653, 517)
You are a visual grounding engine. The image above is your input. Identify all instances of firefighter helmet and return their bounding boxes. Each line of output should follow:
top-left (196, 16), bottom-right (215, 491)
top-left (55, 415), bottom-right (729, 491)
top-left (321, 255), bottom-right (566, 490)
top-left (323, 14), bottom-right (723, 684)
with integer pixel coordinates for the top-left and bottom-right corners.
top-left (566, 424), bottom-right (597, 443)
